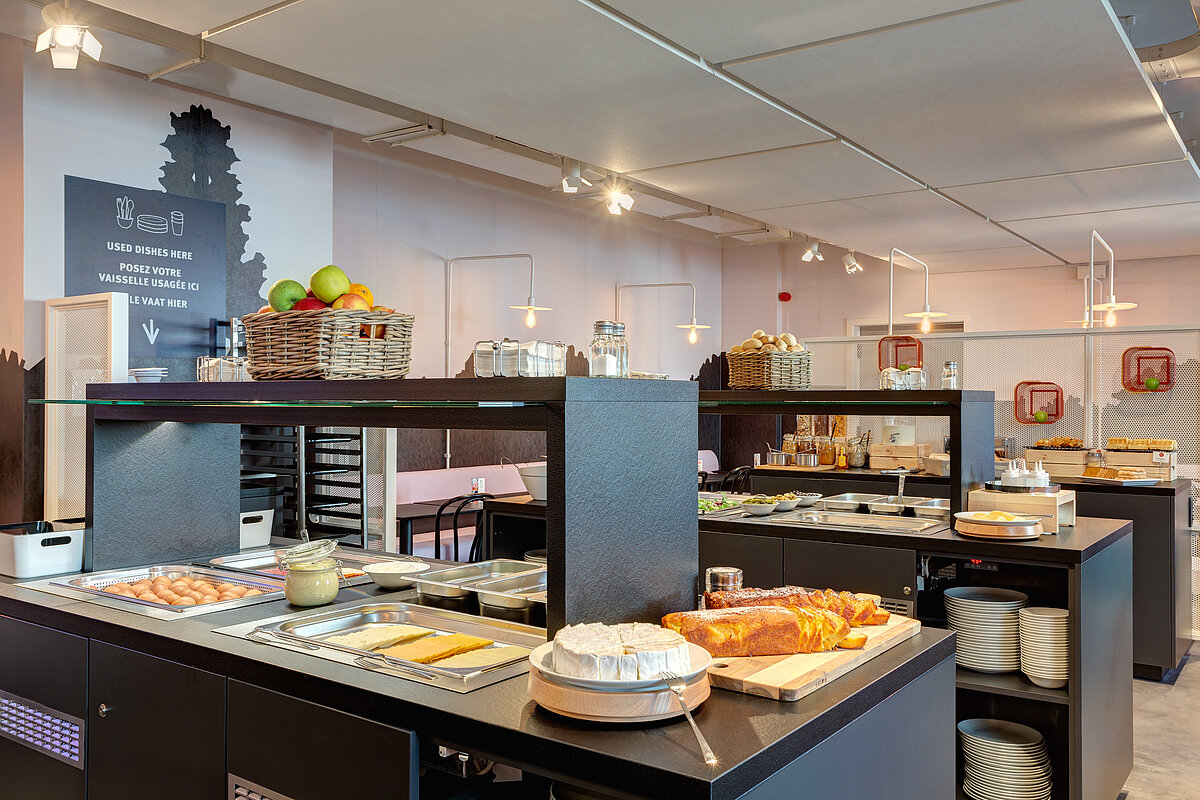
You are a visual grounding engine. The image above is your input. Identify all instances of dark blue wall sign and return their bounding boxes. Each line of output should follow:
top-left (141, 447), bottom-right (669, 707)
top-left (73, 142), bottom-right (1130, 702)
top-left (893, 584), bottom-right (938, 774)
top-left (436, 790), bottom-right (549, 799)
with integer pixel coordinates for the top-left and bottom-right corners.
top-left (64, 175), bottom-right (227, 359)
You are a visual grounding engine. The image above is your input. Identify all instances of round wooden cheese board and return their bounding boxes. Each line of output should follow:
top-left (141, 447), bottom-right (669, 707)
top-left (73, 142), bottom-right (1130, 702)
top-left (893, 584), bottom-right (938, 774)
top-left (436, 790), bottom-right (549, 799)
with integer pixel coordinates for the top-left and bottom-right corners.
top-left (954, 519), bottom-right (1044, 540)
top-left (528, 660), bottom-right (710, 723)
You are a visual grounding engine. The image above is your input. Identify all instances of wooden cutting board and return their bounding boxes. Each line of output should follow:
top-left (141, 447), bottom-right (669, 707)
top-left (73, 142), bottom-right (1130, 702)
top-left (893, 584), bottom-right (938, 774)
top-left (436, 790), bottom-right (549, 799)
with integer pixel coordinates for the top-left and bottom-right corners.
top-left (706, 615), bottom-right (921, 701)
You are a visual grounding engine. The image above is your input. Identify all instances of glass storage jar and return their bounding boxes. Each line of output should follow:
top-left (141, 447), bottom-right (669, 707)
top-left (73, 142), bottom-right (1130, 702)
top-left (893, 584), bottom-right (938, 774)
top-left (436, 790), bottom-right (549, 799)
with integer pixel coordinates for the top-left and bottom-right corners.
top-left (942, 361), bottom-right (959, 389)
top-left (589, 320), bottom-right (630, 378)
top-left (279, 539), bottom-right (344, 607)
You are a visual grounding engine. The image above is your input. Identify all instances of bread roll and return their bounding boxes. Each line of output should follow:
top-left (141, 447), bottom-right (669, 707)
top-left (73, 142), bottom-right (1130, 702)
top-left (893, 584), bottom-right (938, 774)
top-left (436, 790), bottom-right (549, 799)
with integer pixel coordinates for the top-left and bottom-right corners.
top-left (751, 329), bottom-right (766, 339)
top-left (780, 333), bottom-right (797, 346)
top-left (760, 343), bottom-right (777, 352)
top-left (761, 334), bottom-right (778, 344)
top-left (741, 338), bottom-right (763, 350)
top-left (788, 344), bottom-right (805, 352)
top-left (729, 345), bottom-right (744, 354)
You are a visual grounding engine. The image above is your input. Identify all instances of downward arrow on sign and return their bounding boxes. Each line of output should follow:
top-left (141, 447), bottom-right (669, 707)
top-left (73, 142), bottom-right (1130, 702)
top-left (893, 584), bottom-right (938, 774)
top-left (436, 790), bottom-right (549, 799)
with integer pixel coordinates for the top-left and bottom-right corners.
top-left (142, 319), bottom-right (160, 345)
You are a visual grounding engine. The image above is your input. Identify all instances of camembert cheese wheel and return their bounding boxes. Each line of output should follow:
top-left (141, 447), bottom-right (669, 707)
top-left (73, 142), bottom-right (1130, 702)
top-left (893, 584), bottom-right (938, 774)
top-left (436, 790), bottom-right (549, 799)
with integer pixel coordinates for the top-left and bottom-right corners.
top-left (552, 622), bottom-right (690, 680)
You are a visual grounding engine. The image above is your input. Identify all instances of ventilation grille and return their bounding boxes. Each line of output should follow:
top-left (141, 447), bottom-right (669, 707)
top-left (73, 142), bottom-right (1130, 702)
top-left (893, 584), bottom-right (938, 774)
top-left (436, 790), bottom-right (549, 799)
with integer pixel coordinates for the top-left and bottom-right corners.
top-left (229, 775), bottom-right (295, 800)
top-left (879, 597), bottom-right (913, 617)
top-left (0, 689), bottom-right (84, 768)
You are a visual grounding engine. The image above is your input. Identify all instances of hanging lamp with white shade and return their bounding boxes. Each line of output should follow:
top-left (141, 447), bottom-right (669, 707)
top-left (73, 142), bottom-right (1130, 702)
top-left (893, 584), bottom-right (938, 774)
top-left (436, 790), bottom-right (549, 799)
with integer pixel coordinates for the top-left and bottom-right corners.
top-left (889, 248), bottom-right (947, 334)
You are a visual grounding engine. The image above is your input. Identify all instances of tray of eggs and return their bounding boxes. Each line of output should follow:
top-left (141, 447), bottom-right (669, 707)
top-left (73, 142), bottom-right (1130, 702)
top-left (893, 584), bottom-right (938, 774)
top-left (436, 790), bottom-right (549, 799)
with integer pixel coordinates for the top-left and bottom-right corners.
top-left (53, 565), bottom-right (284, 612)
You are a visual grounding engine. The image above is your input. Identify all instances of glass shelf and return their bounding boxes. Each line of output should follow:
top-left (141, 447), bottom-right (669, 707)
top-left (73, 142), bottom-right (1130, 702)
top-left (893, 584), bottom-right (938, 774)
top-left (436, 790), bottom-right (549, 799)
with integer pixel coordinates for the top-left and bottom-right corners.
top-left (29, 399), bottom-right (543, 409)
top-left (698, 399), bottom-right (954, 408)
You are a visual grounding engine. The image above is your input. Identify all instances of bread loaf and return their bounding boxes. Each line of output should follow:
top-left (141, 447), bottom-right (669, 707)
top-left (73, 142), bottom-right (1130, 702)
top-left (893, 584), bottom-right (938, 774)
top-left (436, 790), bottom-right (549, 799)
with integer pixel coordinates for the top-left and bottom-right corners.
top-left (661, 605), bottom-right (850, 657)
top-left (705, 585), bottom-right (891, 627)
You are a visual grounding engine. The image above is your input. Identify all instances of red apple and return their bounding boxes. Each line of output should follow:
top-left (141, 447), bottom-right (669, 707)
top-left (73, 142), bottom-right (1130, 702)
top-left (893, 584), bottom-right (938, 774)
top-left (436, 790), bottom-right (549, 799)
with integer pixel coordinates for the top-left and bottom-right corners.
top-left (332, 292), bottom-right (370, 311)
top-left (306, 288), bottom-right (316, 298)
top-left (366, 305), bottom-right (395, 338)
top-left (256, 305), bottom-right (273, 314)
top-left (292, 297), bottom-right (328, 311)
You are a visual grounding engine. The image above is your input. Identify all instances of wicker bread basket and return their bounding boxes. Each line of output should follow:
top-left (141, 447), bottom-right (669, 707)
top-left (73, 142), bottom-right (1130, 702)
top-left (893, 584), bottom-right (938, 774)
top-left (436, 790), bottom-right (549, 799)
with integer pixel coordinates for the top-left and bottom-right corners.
top-left (727, 349), bottom-right (812, 390)
top-left (241, 308), bottom-right (414, 380)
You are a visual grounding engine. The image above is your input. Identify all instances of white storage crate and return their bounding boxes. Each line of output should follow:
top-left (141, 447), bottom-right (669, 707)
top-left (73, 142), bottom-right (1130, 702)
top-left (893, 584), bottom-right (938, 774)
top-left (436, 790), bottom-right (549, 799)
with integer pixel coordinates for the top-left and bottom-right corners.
top-left (0, 521), bottom-right (85, 579)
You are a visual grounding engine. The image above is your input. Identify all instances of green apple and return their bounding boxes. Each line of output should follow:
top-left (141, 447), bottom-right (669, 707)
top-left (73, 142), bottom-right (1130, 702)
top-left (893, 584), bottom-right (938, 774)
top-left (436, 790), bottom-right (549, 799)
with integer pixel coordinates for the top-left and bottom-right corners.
top-left (1144, 377), bottom-right (1161, 391)
top-left (309, 265), bottom-right (351, 304)
top-left (1033, 410), bottom-right (1049, 423)
top-left (267, 279), bottom-right (307, 311)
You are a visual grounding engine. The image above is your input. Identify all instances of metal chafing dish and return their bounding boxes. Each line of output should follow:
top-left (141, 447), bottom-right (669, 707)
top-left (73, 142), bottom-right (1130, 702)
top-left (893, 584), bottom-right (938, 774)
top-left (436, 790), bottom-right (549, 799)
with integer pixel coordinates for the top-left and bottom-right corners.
top-left (24, 564), bottom-right (284, 619)
top-left (911, 498), bottom-right (951, 519)
top-left (216, 601), bottom-right (544, 692)
top-left (202, 547), bottom-right (421, 582)
top-left (413, 559), bottom-right (542, 600)
top-left (474, 571), bottom-right (547, 610)
top-left (866, 495), bottom-right (933, 515)
top-left (770, 510), bottom-right (946, 535)
top-left (821, 493), bottom-right (885, 512)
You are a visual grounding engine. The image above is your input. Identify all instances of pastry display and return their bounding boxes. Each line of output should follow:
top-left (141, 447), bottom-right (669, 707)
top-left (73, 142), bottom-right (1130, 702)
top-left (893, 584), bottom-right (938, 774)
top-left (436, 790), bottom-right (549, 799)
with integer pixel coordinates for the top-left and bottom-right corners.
top-left (1033, 437), bottom-right (1085, 449)
top-left (662, 605), bottom-right (850, 657)
top-left (1106, 438), bottom-right (1176, 451)
top-left (323, 624), bottom-right (433, 651)
top-left (552, 622), bottom-right (691, 680)
top-left (704, 586), bottom-right (891, 627)
top-left (379, 633), bottom-right (494, 664)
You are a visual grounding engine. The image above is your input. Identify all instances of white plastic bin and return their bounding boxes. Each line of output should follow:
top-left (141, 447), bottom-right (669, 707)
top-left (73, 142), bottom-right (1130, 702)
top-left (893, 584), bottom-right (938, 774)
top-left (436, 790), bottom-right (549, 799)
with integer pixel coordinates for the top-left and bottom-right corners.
top-left (0, 520), bottom-right (85, 578)
top-left (240, 508), bottom-right (275, 550)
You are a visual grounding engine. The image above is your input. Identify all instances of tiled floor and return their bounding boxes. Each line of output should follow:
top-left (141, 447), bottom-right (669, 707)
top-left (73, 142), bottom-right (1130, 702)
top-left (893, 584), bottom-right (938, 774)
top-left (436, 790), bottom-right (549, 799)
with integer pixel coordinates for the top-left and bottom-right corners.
top-left (1123, 652), bottom-right (1199, 798)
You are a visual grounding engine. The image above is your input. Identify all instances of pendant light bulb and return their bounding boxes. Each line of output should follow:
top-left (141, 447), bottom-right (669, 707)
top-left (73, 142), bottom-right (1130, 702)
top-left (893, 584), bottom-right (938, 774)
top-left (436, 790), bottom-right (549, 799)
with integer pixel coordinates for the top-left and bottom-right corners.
top-left (525, 308), bottom-right (537, 328)
top-left (1105, 309), bottom-right (1117, 328)
top-left (688, 327), bottom-right (698, 345)
top-left (920, 315), bottom-right (932, 334)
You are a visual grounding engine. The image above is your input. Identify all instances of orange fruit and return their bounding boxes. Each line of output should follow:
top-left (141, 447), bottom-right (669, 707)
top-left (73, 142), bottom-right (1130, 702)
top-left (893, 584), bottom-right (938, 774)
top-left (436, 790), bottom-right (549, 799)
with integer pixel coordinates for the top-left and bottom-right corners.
top-left (346, 283), bottom-right (374, 307)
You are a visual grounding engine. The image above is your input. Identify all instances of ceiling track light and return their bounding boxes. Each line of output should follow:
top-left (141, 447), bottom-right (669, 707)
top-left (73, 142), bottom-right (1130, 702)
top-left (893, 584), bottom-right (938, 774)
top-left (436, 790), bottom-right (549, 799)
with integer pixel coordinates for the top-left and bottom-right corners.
top-left (889, 248), bottom-right (947, 335)
top-left (560, 159), bottom-right (593, 194)
top-left (36, 3), bottom-right (101, 69)
top-left (801, 239), bottom-right (823, 262)
top-left (604, 177), bottom-right (634, 215)
top-left (842, 252), bottom-right (862, 274)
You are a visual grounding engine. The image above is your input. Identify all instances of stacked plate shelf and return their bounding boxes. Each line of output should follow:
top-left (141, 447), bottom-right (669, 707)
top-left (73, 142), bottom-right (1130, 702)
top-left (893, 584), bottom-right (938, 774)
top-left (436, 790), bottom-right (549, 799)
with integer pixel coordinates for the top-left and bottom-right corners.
top-left (129, 367), bottom-right (168, 383)
top-left (944, 587), bottom-right (1028, 673)
top-left (1019, 607), bottom-right (1069, 689)
top-left (959, 719), bottom-right (1052, 800)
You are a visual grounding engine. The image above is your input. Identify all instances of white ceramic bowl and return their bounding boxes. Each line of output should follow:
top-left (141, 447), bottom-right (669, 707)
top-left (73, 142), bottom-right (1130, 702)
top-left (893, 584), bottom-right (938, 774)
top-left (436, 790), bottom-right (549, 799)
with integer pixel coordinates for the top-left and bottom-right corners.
top-left (363, 560), bottom-right (430, 588)
top-left (771, 497), bottom-right (800, 511)
top-left (741, 501), bottom-right (778, 516)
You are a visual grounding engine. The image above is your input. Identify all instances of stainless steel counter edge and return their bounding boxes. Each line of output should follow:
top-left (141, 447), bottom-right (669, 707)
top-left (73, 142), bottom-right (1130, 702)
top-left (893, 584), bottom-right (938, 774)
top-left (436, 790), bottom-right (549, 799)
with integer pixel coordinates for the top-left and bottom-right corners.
top-left (0, 576), bottom-right (955, 800)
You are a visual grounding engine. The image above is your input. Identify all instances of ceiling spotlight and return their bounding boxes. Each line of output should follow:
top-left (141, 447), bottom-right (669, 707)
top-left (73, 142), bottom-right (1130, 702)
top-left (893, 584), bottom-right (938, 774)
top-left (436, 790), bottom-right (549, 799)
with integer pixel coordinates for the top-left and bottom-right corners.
top-left (801, 239), bottom-right (823, 262)
top-left (605, 179), bottom-right (634, 216)
top-left (842, 252), bottom-right (862, 274)
top-left (36, 4), bottom-right (101, 69)
top-left (560, 159), bottom-right (591, 194)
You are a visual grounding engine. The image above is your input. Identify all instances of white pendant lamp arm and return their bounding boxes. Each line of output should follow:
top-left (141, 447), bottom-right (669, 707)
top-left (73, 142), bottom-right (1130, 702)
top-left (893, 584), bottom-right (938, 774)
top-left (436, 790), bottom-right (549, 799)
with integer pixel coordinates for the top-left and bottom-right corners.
top-left (887, 248), bottom-right (931, 335)
top-left (1087, 230), bottom-right (1113, 328)
top-left (615, 282), bottom-right (697, 323)
top-left (444, 253), bottom-right (537, 379)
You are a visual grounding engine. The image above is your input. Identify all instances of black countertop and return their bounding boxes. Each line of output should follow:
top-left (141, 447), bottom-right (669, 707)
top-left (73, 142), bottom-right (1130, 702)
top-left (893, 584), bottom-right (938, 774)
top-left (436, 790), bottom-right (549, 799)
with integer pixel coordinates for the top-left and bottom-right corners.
top-left (0, 570), bottom-right (954, 800)
top-left (750, 466), bottom-right (1192, 496)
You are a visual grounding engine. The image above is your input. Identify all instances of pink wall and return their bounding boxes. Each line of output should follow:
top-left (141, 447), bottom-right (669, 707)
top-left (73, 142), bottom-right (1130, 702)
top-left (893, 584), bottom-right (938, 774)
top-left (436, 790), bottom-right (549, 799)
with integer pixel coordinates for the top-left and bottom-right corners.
top-left (0, 35), bottom-right (21, 357)
top-left (723, 242), bottom-right (1200, 344)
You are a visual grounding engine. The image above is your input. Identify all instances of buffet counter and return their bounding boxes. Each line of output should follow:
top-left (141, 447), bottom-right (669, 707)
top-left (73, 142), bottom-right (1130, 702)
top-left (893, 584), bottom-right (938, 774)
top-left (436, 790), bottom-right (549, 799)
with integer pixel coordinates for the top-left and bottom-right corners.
top-left (0, 568), bottom-right (955, 800)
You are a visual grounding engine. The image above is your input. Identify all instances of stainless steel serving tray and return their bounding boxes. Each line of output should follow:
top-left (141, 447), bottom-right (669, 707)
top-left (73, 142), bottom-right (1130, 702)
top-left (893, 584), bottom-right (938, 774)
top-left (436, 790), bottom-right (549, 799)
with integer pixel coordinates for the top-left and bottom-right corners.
top-left (414, 559), bottom-right (542, 599)
top-left (218, 601), bottom-right (544, 692)
top-left (911, 498), bottom-right (950, 519)
top-left (202, 548), bottom-right (422, 582)
top-left (821, 493), bottom-right (885, 512)
top-left (770, 510), bottom-right (946, 535)
top-left (474, 571), bottom-right (547, 609)
top-left (866, 495), bottom-right (932, 515)
top-left (25, 565), bottom-right (285, 619)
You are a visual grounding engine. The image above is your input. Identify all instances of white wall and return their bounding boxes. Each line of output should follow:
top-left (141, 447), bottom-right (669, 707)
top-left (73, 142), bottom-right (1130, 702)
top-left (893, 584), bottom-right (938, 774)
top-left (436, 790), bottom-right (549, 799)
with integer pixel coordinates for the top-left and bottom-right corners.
top-left (723, 243), bottom-right (1200, 343)
top-left (332, 140), bottom-right (723, 380)
top-left (21, 52), bottom-right (334, 364)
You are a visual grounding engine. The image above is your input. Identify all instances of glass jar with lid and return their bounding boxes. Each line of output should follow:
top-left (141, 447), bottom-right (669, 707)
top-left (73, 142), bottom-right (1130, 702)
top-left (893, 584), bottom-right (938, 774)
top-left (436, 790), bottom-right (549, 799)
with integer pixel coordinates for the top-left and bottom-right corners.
top-left (279, 539), bottom-right (345, 607)
top-left (589, 320), bottom-right (629, 378)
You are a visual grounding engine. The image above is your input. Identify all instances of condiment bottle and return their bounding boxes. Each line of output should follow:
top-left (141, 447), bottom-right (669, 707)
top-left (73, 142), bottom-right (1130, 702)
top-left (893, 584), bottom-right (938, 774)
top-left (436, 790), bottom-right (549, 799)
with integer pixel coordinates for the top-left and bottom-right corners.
top-left (837, 446), bottom-right (848, 469)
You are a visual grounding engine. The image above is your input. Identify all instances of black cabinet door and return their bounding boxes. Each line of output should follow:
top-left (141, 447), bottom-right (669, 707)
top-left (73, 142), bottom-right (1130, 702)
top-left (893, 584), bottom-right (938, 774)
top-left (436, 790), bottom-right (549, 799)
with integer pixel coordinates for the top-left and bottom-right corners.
top-left (783, 539), bottom-right (917, 605)
top-left (0, 616), bottom-right (87, 800)
top-left (227, 680), bottom-right (418, 799)
top-left (87, 641), bottom-right (225, 800)
top-left (700, 532), bottom-right (783, 590)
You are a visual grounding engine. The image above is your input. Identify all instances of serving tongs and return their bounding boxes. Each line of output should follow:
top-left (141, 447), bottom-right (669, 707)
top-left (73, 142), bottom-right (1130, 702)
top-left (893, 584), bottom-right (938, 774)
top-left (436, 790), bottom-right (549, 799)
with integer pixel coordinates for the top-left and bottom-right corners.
top-left (353, 649), bottom-right (524, 681)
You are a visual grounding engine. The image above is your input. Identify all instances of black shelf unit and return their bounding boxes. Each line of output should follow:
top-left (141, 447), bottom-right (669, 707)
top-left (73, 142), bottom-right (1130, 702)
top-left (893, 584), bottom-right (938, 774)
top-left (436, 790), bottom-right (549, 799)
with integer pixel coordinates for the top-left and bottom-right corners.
top-left (76, 377), bottom-right (699, 636)
top-left (698, 389), bottom-right (996, 515)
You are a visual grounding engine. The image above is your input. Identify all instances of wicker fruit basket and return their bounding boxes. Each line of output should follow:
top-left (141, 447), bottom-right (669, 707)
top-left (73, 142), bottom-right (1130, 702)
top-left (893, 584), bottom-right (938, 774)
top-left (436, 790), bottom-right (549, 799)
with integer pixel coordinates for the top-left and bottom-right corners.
top-left (241, 308), bottom-right (414, 380)
top-left (727, 349), bottom-right (812, 390)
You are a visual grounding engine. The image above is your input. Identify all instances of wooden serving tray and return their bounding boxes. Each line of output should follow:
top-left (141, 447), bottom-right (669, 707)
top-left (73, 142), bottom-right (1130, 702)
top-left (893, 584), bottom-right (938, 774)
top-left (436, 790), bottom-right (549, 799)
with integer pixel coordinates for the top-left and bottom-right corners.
top-left (705, 615), bottom-right (921, 702)
top-left (528, 662), bottom-right (709, 723)
top-left (954, 519), bottom-right (1044, 540)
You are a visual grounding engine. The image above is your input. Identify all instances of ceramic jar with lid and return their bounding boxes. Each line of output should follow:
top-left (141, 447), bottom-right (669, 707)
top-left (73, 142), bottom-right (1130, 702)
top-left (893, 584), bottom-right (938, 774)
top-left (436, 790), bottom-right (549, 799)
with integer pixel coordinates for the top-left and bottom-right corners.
top-left (279, 539), bottom-right (344, 607)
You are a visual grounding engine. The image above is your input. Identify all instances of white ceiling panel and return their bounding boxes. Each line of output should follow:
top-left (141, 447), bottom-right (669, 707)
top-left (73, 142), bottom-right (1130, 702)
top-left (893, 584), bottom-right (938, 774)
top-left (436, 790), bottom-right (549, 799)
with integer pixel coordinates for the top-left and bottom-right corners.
top-left (1005, 203), bottom-right (1200, 261)
top-left (628, 140), bottom-right (921, 212)
top-left (917, 245), bottom-right (1061, 272)
top-left (204, 0), bottom-right (832, 173)
top-left (398, 134), bottom-right (564, 187)
top-left (943, 158), bottom-right (1200, 221)
top-left (750, 190), bottom-right (1034, 258)
top-left (169, 61), bottom-right (419, 134)
top-left (729, 0), bottom-right (1188, 187)
top-left (92, 0), bottom-right (271, 35)
top-left (603, 0), bottom-right (997, 63)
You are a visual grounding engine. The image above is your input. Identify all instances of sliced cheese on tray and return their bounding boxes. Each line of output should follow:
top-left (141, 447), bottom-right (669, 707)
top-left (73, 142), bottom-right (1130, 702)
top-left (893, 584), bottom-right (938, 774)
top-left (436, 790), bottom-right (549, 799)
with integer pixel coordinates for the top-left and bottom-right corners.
top-left (322, 624), bottom-right (433, 651)
top-left (435, 645), bottom-right (530, 669)
top-left (379, 633), bottom-right (493, 664)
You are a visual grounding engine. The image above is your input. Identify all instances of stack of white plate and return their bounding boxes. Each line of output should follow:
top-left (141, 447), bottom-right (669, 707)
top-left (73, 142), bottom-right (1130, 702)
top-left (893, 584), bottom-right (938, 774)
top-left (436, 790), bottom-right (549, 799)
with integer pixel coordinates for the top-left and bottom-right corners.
top-left (959, 718), bottom-right (1052, 800)
top-left (1019, 607), bottom-right (1069, 689)
top-left (129, 368), bottom-right (168, 383)
top-left (944, 586), bottom-right (1028, 673)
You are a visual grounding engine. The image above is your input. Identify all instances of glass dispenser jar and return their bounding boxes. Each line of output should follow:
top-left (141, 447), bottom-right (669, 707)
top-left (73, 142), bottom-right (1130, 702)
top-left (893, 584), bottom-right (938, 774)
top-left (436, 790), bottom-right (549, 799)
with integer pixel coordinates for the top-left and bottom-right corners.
top-left (589, 321), bottom-right (629, 378)
top-left (279, 539), bottom-right (345, 607)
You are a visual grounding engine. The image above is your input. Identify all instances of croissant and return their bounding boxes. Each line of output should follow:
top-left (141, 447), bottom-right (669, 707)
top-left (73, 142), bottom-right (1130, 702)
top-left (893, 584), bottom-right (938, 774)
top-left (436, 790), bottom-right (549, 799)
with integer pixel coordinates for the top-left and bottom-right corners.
top-left (662, 605), bottom-right (850, 657)
top-left (705, 586), bottom-right (890, 627)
